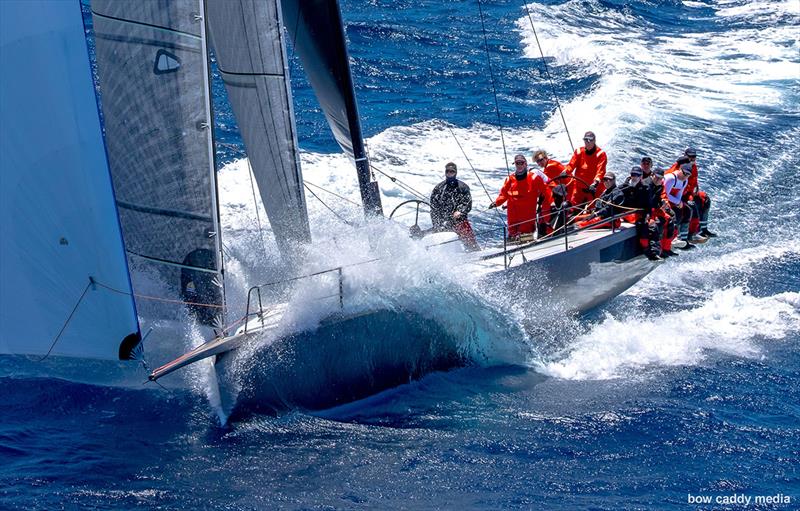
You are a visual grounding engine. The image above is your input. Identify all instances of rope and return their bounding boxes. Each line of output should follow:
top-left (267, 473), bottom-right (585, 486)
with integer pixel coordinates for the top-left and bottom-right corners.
top-left (37, 278), bottom-right (94, 361)
top-left (93, 280), bottom-right (226, 309)
top-left (522, 3), bottom-right (574, 152)
top-left (446, 126), bottom-right (506, 224)
top-left (476, 0), bottom-right (511, 175)
top-left (303, 182), bottom-right (356, 226)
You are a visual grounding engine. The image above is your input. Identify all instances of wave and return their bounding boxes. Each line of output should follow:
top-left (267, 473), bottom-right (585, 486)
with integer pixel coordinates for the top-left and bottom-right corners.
top-left (541, 287), bottom-right (800, 380)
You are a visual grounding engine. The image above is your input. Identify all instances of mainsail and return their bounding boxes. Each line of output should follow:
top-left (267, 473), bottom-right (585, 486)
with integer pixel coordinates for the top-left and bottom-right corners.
top-left (0, 0), bottom-right (140, 360)
top-left (91, 0), bottom-right (225, 327)
top-left (281, 0), bottom-right (383, 216)
top-left (206, 0), bottom-right (311, 252)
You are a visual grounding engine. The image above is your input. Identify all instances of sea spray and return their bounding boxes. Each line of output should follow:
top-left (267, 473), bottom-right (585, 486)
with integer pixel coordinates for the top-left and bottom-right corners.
top-left (541, 287), bottom-right (800, 380)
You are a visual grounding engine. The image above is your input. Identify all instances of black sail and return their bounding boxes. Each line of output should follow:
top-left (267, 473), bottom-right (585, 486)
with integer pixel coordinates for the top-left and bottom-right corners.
top-left (281, 0), bottom-right (383, 216)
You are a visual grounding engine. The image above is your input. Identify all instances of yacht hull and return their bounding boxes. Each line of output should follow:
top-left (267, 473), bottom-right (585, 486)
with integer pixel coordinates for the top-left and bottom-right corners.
top-left (212, 225), bottom-right (655, 416)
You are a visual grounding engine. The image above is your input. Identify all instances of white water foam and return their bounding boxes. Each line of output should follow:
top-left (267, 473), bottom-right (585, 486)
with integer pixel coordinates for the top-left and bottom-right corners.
top-left (542, 287), bottom-right (800, 380)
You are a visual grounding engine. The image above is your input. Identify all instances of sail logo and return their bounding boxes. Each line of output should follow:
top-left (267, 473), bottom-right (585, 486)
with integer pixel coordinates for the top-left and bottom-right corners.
top-left (153, 49), bottom-right (180, 75)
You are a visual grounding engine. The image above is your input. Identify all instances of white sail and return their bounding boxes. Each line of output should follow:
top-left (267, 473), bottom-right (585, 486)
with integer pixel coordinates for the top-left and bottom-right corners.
top-left (206, 0), bottom-right (311, 253)
top-left (0, 0), bottom-right (140, 360)
top-left (91, 0), bottom-right (225, 328)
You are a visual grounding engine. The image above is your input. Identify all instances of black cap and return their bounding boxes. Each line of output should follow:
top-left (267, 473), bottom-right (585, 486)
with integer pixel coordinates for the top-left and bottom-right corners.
top-left (653, 167), bottom-right (665, 177)
top-left (583, 131), bottom-right (596, 141)
top-left (676, 156), bottom-right (692, 166)
top-left (684, 147), bottom-right (697, 157)
top-left (630, 166), bottom-right (643, 176)
top-left (445, 162), bottom-right (457, 172)
top-left (603, 171), bottom-right (616, 181)
top-left (641, 156), bottom-right (652, 164)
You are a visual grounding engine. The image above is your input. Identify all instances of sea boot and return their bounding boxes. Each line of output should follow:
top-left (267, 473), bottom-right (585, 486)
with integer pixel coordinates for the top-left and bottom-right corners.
top-left (701, 228), bottom-right (717, 238)
top-left (661, 249), bottom-right (679, 258)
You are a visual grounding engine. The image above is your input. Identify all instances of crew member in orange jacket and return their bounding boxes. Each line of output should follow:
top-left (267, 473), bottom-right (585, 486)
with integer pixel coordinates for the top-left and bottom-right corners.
top-left (489, 154), bottom-right (551, 238)
top-left (565, 131), bottom-right (607, 207)
top-left (532, 149), bottom-right (568, 233)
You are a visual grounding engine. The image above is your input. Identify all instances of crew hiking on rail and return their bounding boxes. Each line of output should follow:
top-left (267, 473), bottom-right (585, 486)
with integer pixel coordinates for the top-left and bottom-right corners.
top-left (428, 131), bottom-right (716, 261)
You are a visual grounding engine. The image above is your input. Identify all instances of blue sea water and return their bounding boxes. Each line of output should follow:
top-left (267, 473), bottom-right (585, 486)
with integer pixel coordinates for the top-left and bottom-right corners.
top-left (2, 0), bottom-right (800, 509)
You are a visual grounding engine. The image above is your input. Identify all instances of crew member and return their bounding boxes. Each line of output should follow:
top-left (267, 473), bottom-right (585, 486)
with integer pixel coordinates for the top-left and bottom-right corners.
top-left (564, 131), bottom-right (608, 207)
top-left (640, 156), bottom-right (653, 180)
top-left (430, 162), bottom-right (479, 251)
top-left (623, 166), bottom-right (660, 260)
top-left (683, 147), bottom-right (716, 239)
top-left (490, 154), bottom-right (551, 239)
top-left (548, 184), bottom-right (572, 233)
top-left (663, 161), bottom-right (694, 249)
top-left (648, 167), bottom-right (678, 257)
top-left (575, 172), bottom-right (624, 229)
top-left (534, 149), bottom-right (573, 196)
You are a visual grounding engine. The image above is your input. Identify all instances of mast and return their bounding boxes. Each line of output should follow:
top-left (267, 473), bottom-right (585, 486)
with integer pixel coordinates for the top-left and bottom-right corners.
top-left (281, 0), bottom-right (384, 217)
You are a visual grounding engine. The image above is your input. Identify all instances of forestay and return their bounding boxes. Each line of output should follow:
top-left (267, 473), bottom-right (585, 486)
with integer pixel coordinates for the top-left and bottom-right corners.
top-left (91, 0), bottom-right (224, 327)
top-left (206, 0), bottom-right (311, 253)
top-left (0, 0), bottom-right (140, 360)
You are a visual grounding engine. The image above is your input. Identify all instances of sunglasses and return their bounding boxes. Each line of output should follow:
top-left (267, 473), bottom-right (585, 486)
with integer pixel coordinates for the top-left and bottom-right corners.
top-left (536, 157), bottom-right (546, 163)
top-left (514, 161), bottom-right (527, 165)
top-left (601, 177), bottom-right (613, 181)
top-left (583, 138), bottom-right (595, 142)
top-left (445, 169), bottom-right (456, 174)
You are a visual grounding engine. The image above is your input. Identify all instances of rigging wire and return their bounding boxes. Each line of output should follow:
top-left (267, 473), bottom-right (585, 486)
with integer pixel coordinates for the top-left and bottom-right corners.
top-left (304, 180), bottom-right (362, 208)
top-left (522, 3), bottom-right (575, 152)
top-left (37, 278), bottom-right (94, 361)
top-left (446, 126), bottom-right (506, 224)
top-left (476, 0), bottom-right (511, 175)
top-left (246, 158), bottom-right (268, 250)
top-left (369, 162), bottom-right (429, 201)
top-left (303, 182), bottom-right (356, 226)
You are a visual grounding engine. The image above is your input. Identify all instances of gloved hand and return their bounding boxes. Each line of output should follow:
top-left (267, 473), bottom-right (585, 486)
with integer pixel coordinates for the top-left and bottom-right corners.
top-left (687, 200), bottom-right (696, 208)
top-left (587, 183), bottom-right (597, 194)
top-left (558, 171), bottom-right (570, 179)
top-left (488, 202), bottom-right (497, 209)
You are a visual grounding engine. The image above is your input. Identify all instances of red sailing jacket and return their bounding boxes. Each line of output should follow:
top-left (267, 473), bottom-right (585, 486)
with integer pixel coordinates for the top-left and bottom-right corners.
top-left (566, 146), bottom-right (607, 185)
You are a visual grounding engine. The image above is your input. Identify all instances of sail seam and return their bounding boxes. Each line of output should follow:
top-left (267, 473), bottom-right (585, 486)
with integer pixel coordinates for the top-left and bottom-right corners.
top-left (90, 11), bottom-right (202, 40)
top-left (126, 250), bottom-right (221, 273)
top-left (218, 69), bottom-right (285, 77)
top-left (116, 200), bottom-right (213, 222)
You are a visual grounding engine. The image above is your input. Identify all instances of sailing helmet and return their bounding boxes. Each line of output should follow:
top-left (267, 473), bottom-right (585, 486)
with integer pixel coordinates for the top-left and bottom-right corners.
top-left (684, 147), bottom-right (697, 157)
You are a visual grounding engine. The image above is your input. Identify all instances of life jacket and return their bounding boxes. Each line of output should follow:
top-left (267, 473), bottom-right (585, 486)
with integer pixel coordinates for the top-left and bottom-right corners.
top-left (662, 172), bottom-right (688, 206)
top-left (667, 160), bottom-right (698, 198)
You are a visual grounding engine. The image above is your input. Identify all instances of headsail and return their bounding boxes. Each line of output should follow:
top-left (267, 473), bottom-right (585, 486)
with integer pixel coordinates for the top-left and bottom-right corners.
top-left (281, 0), bottom-right (383, 216)
top-left (91, 0), bottom-right (225, 327)
top-left (206, 0), bottom-right (311, 253)
top-left (0, 0), bottom-right (140, 360)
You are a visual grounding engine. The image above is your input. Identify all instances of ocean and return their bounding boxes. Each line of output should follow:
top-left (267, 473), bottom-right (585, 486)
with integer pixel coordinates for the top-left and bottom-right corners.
top-left (2, 0), bottom-right (799, 509)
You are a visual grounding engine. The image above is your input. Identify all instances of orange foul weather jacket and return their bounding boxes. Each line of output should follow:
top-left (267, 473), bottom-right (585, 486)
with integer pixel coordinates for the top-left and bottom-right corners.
top-left (565, 146), bottom-right (607, 205)
top-left (493, 172), bottom-right (551, 236)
